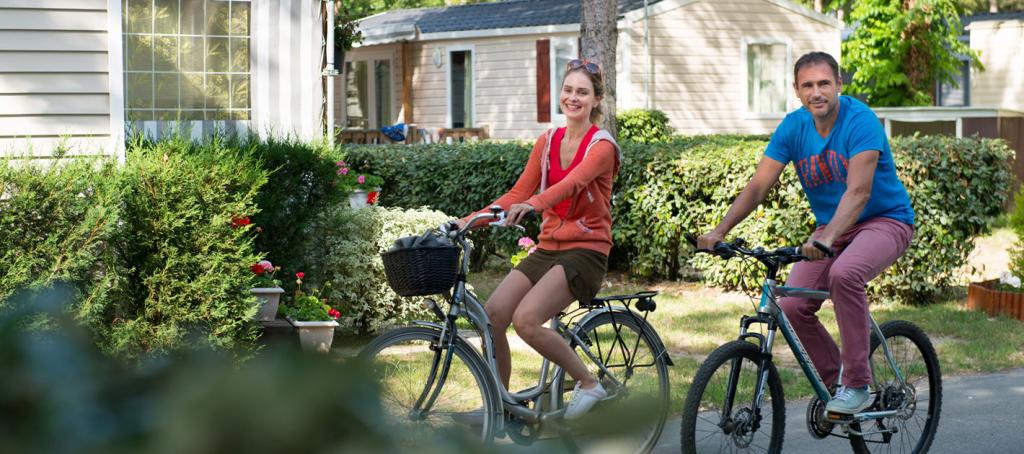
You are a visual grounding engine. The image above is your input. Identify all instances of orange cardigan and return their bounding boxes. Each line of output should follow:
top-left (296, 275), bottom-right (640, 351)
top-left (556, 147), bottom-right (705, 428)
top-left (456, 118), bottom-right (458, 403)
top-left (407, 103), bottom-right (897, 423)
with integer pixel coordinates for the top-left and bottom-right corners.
top-left (464, 129), bottom-right (621, 256)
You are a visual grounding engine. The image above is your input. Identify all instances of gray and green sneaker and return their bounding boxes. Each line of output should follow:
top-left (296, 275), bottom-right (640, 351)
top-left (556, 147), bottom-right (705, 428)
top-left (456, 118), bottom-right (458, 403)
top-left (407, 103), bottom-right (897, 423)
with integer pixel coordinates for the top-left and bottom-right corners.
top-left (825, 385), bottom-right (872, 415)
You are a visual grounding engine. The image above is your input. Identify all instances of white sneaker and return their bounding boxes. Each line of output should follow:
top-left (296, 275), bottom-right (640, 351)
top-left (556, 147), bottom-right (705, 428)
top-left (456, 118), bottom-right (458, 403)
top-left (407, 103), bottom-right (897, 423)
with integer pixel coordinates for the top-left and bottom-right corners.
top-left (564, 381), bottom-right (607, 420)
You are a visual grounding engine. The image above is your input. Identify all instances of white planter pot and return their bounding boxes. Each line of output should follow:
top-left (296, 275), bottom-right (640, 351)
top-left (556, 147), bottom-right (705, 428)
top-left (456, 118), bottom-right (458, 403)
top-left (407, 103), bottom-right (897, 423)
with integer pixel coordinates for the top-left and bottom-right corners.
top-left (289, 318), bottom-right (339, 353)
top-left (348, 189), bottom-right (369, 208)
top-left (251, 287), bottom-right (285, 321)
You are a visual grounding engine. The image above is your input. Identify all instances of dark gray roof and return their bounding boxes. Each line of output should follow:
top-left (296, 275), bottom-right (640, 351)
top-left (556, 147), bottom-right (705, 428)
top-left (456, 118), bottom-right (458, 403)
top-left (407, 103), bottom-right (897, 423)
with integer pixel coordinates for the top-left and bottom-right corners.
top-left (359, 0), bottom-right (664, 35)
top-left (963, 11), bottom-right (1024, 25)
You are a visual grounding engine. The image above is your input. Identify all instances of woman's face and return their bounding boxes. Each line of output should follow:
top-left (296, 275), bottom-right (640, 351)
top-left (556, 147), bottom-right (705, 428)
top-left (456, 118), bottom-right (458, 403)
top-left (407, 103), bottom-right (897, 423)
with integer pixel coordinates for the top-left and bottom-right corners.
top-left (560, 71), bottom-right (600, 123)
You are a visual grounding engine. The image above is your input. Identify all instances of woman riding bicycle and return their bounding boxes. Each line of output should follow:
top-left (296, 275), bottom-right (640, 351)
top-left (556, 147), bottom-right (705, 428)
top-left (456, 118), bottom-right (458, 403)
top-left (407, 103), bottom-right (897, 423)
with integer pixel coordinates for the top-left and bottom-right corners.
top-left (453, 58), bottom-right (621, 420)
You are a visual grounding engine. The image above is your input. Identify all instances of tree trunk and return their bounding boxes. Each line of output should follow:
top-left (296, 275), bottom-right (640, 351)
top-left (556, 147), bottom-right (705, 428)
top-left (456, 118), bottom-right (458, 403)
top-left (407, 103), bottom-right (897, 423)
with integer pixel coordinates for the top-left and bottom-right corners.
top-left (814, 0), bottom-right (822, 12)
top-left (580, 0), bottom-right (618, 136)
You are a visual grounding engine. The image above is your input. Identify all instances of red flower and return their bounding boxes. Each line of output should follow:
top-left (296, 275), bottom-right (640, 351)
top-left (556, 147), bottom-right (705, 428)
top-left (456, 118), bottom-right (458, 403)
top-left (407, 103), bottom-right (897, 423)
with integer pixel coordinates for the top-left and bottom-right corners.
top-left (296, 272), bottom-right (305, 279)
top-left (231, 216), bottom-right (251, 229)
top-left (328, 308), bottom-right (341, 320)
top-left (367, 191), bottom-right (379, 205)
top-left (250, 263), bottom-right (265, 275)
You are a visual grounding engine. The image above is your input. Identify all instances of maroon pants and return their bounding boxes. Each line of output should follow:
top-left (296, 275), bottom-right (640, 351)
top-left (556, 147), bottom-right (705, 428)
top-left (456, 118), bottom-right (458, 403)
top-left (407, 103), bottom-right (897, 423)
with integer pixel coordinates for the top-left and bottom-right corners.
top-left (778, 217), bottom-right (913, 388)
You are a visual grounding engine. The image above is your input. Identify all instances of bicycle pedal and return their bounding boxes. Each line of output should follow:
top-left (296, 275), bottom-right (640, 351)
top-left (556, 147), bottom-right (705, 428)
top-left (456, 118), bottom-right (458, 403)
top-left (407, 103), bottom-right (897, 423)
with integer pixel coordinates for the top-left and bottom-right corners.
top-left (825, 411), bottom-right (856, 423)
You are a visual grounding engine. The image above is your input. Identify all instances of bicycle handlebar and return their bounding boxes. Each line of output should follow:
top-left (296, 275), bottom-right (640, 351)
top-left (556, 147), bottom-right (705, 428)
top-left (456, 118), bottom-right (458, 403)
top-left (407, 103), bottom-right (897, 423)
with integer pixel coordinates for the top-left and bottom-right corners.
top-left (441, 206), bottom-right (534, 239)
top-left (683, 232), bottom-right (835, 264)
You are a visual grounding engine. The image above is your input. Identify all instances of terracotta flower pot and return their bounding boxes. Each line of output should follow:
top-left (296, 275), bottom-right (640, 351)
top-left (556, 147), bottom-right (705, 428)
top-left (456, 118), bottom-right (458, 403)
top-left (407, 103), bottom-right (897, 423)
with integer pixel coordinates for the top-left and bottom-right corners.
top-left (966, 279), bottom-right (1024, 321)
top-left (288, 319), bottom-right (339, 353)
top-left (251, 287), bottom-right (285, 321)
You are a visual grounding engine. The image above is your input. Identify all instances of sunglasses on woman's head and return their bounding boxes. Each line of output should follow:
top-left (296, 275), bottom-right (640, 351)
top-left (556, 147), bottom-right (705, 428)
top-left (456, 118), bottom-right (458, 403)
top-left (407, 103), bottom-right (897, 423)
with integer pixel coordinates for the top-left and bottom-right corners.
top-left (567, 59), bottom-right (601, 75)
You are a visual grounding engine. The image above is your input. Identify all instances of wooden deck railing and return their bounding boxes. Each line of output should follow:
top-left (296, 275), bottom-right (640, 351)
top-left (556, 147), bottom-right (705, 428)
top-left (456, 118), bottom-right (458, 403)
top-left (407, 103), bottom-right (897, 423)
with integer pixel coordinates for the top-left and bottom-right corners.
top-left (338, 125), bottom-right (488, 145)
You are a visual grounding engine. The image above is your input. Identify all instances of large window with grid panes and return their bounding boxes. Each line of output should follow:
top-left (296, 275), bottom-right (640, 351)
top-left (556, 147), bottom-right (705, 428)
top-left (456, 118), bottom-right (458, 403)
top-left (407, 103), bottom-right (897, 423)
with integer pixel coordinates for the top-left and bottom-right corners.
top-left (123, 0), bottom-right (250, 121)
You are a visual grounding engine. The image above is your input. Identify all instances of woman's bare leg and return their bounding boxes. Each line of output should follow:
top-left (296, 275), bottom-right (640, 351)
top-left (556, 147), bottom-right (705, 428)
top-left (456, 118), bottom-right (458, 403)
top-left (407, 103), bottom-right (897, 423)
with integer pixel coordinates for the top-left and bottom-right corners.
top-left (484, 270), bottom-right (533, 389)
top-left (512, 266), bottom-right (597, 388)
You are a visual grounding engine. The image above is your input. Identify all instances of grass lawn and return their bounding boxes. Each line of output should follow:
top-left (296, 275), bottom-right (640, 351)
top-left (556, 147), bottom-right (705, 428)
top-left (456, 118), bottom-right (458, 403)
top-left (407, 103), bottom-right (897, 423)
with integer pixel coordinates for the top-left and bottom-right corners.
top-left (340, 227), bottom-right (1024, 412)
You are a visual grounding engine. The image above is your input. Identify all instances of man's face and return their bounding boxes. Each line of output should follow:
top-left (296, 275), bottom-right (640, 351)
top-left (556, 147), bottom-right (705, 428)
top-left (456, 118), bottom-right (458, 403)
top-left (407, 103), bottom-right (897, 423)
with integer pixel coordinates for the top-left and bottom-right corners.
top-left (794, 62), bottom-right (842, 120)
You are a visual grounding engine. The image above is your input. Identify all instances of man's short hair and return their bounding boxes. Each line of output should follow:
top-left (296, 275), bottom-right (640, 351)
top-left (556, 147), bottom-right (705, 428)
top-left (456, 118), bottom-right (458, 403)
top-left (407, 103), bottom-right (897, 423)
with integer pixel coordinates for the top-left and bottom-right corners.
top-left (794, 52), bottom-right (840, 82)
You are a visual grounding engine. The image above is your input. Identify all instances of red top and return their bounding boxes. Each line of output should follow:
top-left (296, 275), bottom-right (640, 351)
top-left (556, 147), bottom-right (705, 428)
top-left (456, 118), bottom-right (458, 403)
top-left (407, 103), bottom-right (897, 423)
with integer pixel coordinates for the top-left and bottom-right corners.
top-left (548, 126), bottom-right (599, 217)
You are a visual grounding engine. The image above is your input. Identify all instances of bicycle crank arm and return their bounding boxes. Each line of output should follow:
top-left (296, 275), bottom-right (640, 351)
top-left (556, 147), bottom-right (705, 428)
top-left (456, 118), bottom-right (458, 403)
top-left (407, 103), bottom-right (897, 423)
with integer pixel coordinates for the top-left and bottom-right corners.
top-left (827, 408), bottom-right (900, 423)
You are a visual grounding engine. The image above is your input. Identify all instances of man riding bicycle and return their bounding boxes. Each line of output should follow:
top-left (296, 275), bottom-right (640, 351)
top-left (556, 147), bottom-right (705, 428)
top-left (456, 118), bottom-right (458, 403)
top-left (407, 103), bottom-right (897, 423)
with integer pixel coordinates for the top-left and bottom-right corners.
top-left (696, 51), bottom-right (914, 415)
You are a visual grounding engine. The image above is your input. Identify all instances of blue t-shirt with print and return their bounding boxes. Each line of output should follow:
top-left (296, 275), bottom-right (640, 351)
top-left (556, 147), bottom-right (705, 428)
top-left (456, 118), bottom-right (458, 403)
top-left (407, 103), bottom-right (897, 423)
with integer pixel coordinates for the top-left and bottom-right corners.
top-left (764, 96), bottom-right (914, 226)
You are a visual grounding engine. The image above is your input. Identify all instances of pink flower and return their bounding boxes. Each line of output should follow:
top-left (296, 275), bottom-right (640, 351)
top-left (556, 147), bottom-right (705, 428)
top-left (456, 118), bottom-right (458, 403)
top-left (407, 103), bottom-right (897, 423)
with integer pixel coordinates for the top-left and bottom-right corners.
top-left (528, 246), bottom-right (537, 255)
top-left (296, 272), bottom-right (305, 279)
top-left (357, 175), bottom-right (366, 184)
top-left (518, 237), bottom-right (535, 249)
top-left (258, 260), bottom-right (273, 272)
top-left (336, 160), bottom-right (346, 167)
top-left (328, 308), bottom-right (341, 320)
top-left (339, 167), bottom-right (349, 175)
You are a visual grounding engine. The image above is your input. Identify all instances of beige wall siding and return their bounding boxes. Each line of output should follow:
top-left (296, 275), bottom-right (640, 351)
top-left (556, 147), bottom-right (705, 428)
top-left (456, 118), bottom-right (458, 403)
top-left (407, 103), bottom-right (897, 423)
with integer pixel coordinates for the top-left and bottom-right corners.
top-left (0, 0), bottom-right (113, 158)
top-left (970, 20), bottom-right (1024, 112)
top-left (627, 0), bottom-right (840, 135)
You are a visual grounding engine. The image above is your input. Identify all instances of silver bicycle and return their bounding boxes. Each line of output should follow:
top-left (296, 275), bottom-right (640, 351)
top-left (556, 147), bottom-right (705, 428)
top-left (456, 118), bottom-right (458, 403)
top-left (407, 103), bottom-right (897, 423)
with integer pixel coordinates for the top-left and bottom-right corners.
top-left (360, 207), bottom-right (672, 452)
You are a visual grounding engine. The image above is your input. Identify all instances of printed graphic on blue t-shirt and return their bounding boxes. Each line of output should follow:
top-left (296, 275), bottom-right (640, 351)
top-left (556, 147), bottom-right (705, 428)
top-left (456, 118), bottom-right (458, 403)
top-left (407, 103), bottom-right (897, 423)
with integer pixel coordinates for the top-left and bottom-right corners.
top-left (764, 96), bottom-right (914, 226)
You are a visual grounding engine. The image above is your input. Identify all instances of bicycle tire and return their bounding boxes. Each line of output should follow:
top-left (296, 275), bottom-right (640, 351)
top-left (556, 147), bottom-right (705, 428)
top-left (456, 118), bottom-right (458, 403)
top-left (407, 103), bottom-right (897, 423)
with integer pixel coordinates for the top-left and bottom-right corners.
top-left (850, 320), bottom-right (942, 454)
top-left (681, 340), bottom-right (785, 454)
top-left (553, 311), bottom-right (670, 453)
top-left (359, 325), bottom-right (501, 445)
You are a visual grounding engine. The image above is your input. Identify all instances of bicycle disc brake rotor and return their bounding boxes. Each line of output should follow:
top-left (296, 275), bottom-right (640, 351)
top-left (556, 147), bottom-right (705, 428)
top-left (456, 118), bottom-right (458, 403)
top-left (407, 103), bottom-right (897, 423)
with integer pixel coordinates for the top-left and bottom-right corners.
top-left (727, 408), bottom-right (758, 448)
top-left (882, 382), bottom-right (917, 420)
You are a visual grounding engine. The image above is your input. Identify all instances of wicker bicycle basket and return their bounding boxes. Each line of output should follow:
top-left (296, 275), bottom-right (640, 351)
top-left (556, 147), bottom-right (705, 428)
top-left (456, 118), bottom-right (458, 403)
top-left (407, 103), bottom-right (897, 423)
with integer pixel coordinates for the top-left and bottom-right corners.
top-left (381, 245), bottom-right (461, 297)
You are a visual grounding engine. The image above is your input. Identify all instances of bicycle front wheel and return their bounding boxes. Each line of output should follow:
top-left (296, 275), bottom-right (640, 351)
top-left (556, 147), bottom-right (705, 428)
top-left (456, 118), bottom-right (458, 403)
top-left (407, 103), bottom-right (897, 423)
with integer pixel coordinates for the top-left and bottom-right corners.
top-left (554, 311), bottom-right (670, 453)
top-left (359, 326), bottom-right (500, 445)
top-left (681, 340), bottom-right (785, 454)
top-left (850, 320), bottom-right (941, 454)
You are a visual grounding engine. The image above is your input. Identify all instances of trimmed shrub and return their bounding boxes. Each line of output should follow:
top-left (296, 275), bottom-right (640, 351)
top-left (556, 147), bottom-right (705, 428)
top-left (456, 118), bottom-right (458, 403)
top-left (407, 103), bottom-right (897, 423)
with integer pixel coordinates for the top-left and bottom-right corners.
top-left (616, 109), bottom-right (675, 144)
top-left (0, 158), bottom-right (121, 309)
top-left (244, 138), bottom-right (344, 283)
top-left (300, 205), bottom-right (450, 334)
top-left (101, 136), bottom-right (268, 357)
top-left (344, 142), bottom-right (540, 269)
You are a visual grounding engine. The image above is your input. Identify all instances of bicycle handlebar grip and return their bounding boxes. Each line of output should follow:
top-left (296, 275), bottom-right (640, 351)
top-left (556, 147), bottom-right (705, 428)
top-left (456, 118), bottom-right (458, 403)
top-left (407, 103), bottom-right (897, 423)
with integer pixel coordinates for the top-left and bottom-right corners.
top-left (684, 233), bottom-right (699, 248)
top-left (488, 205), bottom-right (503, 215)
top-left (812, 241), bottom-right (835, 257)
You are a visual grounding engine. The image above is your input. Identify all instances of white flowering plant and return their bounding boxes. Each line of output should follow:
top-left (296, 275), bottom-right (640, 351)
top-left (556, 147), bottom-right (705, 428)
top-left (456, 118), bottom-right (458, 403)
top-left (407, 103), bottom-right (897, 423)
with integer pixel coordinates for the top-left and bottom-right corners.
top-left (998, 271), bottom-right (1022, 291)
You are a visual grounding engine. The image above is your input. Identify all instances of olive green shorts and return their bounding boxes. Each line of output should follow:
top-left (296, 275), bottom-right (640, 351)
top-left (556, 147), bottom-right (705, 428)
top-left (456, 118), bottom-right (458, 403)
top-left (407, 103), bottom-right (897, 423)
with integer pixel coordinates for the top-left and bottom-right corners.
top-left (514, 248), bottom-right (608, 304)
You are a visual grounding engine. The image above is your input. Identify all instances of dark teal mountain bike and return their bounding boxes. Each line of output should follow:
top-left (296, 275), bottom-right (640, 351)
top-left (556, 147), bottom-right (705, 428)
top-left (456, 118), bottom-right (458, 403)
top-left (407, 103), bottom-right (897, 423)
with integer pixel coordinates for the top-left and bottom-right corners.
top-left (680, 235), bottom-right (941, 454)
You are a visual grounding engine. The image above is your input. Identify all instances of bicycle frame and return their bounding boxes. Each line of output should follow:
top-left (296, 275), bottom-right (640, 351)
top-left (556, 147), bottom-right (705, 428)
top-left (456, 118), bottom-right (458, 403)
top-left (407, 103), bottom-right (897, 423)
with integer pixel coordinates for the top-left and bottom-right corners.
top-left (736, 278), bottom-right (909, 423)
top-left (409, 211), bottom-right (662, 430)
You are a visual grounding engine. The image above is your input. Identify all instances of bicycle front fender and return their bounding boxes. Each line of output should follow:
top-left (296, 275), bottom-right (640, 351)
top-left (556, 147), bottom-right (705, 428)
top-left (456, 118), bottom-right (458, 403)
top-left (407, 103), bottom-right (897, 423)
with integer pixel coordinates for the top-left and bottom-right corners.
top-left (574, 306), bottom-right (674, 366)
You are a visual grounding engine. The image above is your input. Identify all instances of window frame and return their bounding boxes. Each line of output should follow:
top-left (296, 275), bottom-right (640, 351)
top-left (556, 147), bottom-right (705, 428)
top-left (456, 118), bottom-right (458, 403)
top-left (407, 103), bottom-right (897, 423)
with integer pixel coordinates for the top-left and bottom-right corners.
top-left (121, 0), bottom-right (252, 121)
top-left (741, 37), bottom-right (793, 120)
top-left (549, 36), bottom-right (578, 125)
top-left (445, 44), bottom-right (476, 129)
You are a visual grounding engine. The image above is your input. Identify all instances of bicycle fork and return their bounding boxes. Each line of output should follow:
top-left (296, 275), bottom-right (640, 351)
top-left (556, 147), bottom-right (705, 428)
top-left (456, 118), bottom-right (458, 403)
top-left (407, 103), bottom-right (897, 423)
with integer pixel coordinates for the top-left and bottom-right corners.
top-left (411, 311), bottom-right (460, 419)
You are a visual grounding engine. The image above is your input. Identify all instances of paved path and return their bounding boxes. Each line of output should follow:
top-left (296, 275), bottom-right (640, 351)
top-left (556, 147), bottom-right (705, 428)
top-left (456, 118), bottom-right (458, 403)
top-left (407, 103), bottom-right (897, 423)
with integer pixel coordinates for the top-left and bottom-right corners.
top-left (654, 368), bottom-right (1024, 453)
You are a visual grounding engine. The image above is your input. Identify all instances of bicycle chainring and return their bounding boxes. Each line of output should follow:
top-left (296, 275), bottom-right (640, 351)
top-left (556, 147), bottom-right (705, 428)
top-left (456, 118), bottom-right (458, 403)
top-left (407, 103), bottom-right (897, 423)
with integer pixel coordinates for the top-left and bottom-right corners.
top-left (805, 395), bottom-right (835, 439)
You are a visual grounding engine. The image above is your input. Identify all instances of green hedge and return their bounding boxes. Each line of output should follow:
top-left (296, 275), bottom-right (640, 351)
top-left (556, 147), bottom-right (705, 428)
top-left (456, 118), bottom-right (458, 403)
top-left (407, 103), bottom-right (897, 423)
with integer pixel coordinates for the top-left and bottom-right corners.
top-left (346, 135), bottom-right (1013, 304)
top-left (300, 205), bottom-right (450, 334)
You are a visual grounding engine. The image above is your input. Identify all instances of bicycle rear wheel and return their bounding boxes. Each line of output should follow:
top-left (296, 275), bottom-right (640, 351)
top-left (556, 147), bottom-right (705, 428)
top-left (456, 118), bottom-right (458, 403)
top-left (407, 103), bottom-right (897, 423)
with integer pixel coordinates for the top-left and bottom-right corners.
top-left (359, 326), bottom-right (500, 445)
top-left (681, 340), bottom-right (785, 454)
top-left (553, 311), bottom-right (670, 454)
top-left (849, 320), bottom-right (941, 454)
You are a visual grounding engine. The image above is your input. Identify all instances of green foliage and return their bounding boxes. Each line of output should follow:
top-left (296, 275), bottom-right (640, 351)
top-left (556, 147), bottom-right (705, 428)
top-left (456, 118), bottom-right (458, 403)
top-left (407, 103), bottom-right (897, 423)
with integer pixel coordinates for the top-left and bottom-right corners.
top-left (616, 109), bottom-right (675, 144)
top-left (348, 135), bottom-right (1012, 304)
top-left (842, 0), bottom-right (982, 106)
top-left (282, 282), bottom-right (335, 322)
top-left (344, 142), bottom-right (541, 269)
top-left (300, 205), bottom-right (450, 334)
top-left (244, 137), bottom-right (345, 288)
top-left (0, 290), bottom-right (482, 453)
top-left (1005, 174), bottom-right (1024, 279)
top-left (103, 136), bottom-right (268, 357)
top-left (0, 158), bottom-right (121, 309)
top-left (884, 136), bottom-right (1012, 301)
